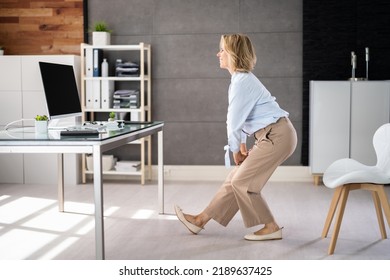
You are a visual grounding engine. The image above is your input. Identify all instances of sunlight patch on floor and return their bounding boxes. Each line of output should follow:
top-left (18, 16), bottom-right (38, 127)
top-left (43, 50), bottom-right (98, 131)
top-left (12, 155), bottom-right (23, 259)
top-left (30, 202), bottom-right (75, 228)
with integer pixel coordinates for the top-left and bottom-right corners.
top-left (22, 208), bottom-right (88, 232)
top-left (0, 229), bottom-right (58, 259)
top-left (104, 206), bottom-right (120, 217)
top-left (0, 195), bottom-right (106, 260)
top-left (131, 209), bottom-right (155, 219)
top-left (64, 201), bottom-right (95, 215)
top-left (0, 194), bottom-right (10, 201)
top-left (0, 197), bottom-right (55, 224)
top-left (76, 220), bottom-right (95, 235)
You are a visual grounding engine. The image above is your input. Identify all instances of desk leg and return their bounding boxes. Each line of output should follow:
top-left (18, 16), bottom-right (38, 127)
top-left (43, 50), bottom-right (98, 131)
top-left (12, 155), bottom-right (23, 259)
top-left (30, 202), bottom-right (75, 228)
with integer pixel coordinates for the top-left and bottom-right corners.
top-left (93, 146), bottom-right (105, 260)
top-left (58, 153), bottom-right (64, 212)
top-left (158, 130), bottom-right (164, 214)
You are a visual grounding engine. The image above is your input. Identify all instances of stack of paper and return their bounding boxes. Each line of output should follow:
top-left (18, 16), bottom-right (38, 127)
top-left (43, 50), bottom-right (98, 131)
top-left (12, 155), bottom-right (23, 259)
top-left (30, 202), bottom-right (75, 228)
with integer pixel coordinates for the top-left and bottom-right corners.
top-left (115, 60), bottom-right (140, 77)
top-left (113, 89), bottom-right (140, 109)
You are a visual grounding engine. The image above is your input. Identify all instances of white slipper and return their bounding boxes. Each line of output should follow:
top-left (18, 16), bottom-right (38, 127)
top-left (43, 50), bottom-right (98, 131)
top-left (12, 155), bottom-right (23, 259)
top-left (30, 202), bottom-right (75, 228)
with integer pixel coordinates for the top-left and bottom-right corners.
top-left (244, 228), bottom-right (283, 241)
top-left (174, 205), bottom-right (203, 234)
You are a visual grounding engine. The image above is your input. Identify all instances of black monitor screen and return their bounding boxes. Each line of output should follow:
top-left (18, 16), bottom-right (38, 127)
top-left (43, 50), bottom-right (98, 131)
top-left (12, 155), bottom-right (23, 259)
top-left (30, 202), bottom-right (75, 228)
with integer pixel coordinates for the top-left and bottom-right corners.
top-left (39, 61), bottom-right (82, 120)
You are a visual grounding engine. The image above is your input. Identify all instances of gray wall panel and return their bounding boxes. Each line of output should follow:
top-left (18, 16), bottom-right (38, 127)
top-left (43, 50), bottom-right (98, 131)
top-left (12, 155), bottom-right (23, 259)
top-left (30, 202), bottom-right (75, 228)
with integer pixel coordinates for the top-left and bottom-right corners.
top-left (160, 122), bottom-right (227, 165)
top-left (250, 33), bottom-right (302, 78)
top-left (88, 0), bottom-right (154, 35)
top-left (153, 78), bottom-right (229, 122)
top-left (240, 0), bottom-right (302, 32)
top-left (152, 34), bottom-right (224, 79)
top-left (113, 35), bottom-right (153, 46)
top-left (154, 0), bottom-right (239, 34)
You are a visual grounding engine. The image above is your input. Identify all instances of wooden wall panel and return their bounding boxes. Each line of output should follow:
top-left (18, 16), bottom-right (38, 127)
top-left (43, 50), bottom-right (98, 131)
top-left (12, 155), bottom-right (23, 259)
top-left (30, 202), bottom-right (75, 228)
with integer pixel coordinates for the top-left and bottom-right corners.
top-left (0, 0), bottom-right (84, 55)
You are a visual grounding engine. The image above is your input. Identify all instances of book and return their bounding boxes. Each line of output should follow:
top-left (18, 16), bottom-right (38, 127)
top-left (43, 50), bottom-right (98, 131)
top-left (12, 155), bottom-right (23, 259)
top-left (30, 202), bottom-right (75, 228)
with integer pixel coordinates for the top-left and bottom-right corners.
top-left (86, 80), bottom-right (94, 108)
top-left (85, 48), bottom-right (93, 77)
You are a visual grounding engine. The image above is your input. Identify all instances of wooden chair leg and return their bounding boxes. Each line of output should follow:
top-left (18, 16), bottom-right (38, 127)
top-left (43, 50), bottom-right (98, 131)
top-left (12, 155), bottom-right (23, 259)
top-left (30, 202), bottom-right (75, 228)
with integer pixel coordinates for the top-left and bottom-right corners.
top-left (376, 186), bottom-right (390, 228)
top-left (371, 190), bottom-right (387, 239)
top-left (322, 186), bottom-right (343, 238)
top-left (313, 175), bottom-right (322, 186)
top-left (328, 186), bottom-right (350, 255)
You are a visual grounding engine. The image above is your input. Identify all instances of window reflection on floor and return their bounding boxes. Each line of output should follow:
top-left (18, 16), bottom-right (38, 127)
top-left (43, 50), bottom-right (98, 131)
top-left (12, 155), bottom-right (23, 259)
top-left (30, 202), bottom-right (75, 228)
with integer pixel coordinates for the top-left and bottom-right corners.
top-left (0, 195), bottom-right (119, 259)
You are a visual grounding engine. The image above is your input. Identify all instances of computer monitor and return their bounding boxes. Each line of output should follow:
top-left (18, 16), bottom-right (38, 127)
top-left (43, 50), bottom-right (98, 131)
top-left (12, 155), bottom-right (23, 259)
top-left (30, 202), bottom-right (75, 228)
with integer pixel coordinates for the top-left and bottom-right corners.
top-left (39, 61), bottom-right (82, 120)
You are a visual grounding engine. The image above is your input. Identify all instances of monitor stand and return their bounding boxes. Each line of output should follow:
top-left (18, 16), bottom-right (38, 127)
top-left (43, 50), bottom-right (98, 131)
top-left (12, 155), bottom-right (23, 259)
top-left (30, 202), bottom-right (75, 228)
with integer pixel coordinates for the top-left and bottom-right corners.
top-left (48, 116), bottom-right (82, 130)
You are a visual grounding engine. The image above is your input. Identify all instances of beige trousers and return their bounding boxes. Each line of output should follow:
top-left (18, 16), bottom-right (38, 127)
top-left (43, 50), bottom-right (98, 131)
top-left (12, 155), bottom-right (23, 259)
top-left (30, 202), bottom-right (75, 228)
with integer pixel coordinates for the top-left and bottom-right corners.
top-left (204, 117), bottom-right (297, 228)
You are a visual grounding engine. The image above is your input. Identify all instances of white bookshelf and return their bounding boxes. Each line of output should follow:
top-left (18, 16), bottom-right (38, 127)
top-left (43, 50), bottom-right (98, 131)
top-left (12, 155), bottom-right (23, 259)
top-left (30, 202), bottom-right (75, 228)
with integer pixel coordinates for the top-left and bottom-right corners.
top-left (80, 43), bottom-right (152, 184)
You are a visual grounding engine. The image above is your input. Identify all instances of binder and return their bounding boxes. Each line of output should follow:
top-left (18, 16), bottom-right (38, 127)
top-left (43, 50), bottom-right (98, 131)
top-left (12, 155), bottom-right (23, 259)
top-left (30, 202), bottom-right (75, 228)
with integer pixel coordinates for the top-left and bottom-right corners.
top-left (101, 80), bottom-right (114, 109)
top-left (93, 49), bottom-right (103, 77)
top-left (85, 48), bottom-right (93, 77)
top-left (92, 80), bottom-right (101, 109)
top-left (86, 80), bottom-right (94, 108)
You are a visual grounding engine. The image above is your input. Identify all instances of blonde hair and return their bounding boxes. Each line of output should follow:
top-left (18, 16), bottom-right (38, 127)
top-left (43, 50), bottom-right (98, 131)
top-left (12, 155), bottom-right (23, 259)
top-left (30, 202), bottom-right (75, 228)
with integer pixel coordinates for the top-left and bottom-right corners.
top-left (220, 34), bottom-right (257, 72)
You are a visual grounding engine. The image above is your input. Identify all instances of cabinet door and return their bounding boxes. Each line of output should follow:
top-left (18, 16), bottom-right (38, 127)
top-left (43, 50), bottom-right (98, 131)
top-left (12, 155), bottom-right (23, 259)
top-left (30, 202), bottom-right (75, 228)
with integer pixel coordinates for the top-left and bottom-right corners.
top-left (350, 81), bottom-right (390, 165)
top-left (0, 154), bottom-right (24, 184)
top-left (0, 56), bottom-right (22, 91)
top-left (0, 90), bottom-right (22, 126)
top-left (309, 81), bottom-right (351, 174)
top-left (0, 56), bottom-right (22, 126)
top-left (22, 90), bottom-right (47, 119)
top-left (21, 56), bottom-right (80, 91)
top-left (0, 57), bottom-right (24, 183)
top-left (21, 56), bottom-right (81, 185)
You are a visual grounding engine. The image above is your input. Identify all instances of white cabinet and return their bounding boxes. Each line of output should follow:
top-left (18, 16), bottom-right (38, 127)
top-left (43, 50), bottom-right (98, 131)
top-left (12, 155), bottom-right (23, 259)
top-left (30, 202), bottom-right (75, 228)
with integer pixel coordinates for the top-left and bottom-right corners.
top-left (350, 82), bottom-right (390, 164)
top-left (80, 43), bottom-right (152, 184)
top-left (0, 55), bottom-right (81, 185)
top-left (0, 56), bottom-right (23, 184)
top-left (309, 81), bottom-right (390, 184)
top-left (309, 81), bottom-right (351, 175)
top-left (0, 56), bottom-right (23, 125)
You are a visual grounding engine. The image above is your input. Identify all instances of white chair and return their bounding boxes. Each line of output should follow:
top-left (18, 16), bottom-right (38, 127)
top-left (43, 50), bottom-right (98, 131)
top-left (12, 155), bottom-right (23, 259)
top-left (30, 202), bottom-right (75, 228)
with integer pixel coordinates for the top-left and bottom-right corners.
top-left (322, 123), bottom-right (390, 254)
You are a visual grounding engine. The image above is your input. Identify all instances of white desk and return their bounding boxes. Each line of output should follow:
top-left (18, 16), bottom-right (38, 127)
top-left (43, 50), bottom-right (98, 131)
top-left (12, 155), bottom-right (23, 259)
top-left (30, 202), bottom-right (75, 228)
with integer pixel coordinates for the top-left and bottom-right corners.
top-left (0, 122), bottom-right (164, 260)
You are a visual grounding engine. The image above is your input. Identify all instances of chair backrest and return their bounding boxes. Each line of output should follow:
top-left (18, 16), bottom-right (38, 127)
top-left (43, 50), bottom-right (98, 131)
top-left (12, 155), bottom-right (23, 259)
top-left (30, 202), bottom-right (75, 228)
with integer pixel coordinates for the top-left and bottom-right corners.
top-left (373, 123), bottom-right (390, 175)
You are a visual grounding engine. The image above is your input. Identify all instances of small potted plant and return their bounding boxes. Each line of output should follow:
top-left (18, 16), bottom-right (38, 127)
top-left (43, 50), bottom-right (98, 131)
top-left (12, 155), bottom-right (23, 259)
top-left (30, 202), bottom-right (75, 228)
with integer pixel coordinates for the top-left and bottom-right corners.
top-left (35, 114), bottom-right (49, 134)
top-left (0, 46), bottom-right (4, 55)
top-left (108, 111), bottom-right (116, 122)
top-left (91, 21), bottom-right (112, 45)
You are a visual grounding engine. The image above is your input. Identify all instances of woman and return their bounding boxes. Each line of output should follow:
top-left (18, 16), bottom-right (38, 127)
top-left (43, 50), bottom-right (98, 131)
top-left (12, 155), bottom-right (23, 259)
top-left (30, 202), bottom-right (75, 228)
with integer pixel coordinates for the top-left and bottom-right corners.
top-left (175, 34), bottom-right (297, 241)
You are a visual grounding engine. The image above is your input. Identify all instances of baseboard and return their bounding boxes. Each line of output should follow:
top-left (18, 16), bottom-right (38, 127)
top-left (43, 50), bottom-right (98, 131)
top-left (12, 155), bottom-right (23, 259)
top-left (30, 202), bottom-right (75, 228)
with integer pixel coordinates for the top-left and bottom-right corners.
top-left (157, 165), bottom-right (312, 182)
top-left (87, 165), bottom-right (313, 183)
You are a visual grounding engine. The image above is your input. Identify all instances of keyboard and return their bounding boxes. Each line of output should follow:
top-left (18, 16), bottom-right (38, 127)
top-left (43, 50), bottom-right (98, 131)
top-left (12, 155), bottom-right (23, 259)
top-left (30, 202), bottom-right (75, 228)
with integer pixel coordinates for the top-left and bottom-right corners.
top-left (123, 121), bottom-right (153, 125)
top-left (60, 129), bottom-right (99, 137)
top-left (82, 122), bottom-right (107, 130)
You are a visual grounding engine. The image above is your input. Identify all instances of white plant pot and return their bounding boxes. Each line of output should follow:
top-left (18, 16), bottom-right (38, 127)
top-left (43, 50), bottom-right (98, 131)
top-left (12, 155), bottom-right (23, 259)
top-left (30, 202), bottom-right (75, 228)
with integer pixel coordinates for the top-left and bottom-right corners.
top-left (92, 32), bottom-right (111, 45)
top-left (0, 50), bottom-right (4, 55)
top-left (106, 120), bottom-right (118, 131)
top-left (35, 120), bottom-right (48, 134)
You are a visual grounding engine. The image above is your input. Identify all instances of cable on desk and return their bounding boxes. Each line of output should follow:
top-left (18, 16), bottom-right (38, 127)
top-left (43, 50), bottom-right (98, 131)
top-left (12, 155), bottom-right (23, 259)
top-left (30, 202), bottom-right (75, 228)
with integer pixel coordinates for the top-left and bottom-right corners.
top-left (3, 118), bottom-right (35, 132)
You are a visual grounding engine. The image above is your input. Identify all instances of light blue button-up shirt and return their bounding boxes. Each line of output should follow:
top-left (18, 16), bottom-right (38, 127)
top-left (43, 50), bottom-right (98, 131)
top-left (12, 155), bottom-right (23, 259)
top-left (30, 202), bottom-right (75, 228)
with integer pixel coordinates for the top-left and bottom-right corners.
top-left (227, 72), bottom-right (288, 153)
